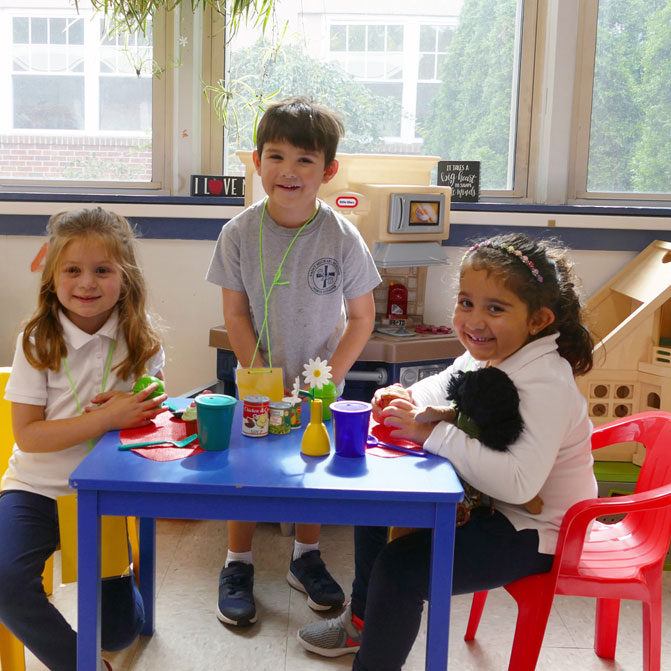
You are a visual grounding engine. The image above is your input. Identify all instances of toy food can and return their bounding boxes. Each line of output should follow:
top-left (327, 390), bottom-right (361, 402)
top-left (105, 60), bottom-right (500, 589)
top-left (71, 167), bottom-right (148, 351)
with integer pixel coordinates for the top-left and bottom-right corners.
top-left (268, 401), bottom-right (291, 435)
top-left (242, 395), bottom-right (270, 437)
top-left (282, 396), bottom-right (302, 429)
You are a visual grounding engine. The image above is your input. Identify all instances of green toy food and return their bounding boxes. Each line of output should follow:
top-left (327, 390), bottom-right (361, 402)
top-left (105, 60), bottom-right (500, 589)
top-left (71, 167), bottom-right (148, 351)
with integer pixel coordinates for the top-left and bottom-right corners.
top-left (133, 375), bottom-right (165, 399)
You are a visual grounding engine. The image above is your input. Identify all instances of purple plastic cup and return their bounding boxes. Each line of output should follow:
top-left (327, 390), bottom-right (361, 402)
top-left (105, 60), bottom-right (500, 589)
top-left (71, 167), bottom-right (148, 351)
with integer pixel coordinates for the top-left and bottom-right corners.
top-left (330, 400), bottom-right (372, 458)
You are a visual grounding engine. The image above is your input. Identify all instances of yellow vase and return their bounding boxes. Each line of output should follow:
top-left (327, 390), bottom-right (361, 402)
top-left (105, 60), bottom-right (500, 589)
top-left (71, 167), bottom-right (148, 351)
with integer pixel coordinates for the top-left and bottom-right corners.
top-left (301, 399), bottom-right (331, 456)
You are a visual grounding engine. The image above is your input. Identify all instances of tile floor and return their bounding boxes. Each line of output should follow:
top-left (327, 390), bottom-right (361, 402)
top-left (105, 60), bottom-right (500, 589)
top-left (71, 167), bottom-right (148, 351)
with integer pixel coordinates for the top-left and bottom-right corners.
top-left (25, 520), bottom-right (671, 671)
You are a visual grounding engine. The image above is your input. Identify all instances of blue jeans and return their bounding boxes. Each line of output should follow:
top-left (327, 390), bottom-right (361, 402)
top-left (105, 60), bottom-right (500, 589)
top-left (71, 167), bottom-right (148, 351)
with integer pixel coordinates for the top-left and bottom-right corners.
top-left (0, 490), bottom-right (144, 671)
top-left (351, 508), bottom-right (554, 671)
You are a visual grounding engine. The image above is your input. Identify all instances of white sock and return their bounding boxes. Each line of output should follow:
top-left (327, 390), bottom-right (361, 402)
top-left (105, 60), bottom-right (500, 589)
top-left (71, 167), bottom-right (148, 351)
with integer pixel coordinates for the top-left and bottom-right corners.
top-left (226, 549), bottom-right (253, 567)
top-left (293, 541), bottom-right (319, 560)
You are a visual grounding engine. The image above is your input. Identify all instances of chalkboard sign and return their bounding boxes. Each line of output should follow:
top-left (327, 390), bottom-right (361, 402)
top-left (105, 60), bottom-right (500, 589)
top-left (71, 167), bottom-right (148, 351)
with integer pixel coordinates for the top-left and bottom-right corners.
top-left (190, 174), bottom-right (245, 197)
top-left (437, 161), bottom-right (480, 202)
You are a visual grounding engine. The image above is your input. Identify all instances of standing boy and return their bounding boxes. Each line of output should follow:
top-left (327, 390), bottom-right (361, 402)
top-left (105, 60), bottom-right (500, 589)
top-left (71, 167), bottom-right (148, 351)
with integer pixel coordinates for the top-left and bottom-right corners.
top-left (206, 96), bottom-right (381, 626)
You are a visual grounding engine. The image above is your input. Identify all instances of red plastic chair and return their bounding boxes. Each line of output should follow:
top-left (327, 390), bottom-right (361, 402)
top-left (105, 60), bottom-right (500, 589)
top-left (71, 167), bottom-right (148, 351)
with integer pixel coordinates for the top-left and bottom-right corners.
top-left (463, 410), bottom-right (671, 671)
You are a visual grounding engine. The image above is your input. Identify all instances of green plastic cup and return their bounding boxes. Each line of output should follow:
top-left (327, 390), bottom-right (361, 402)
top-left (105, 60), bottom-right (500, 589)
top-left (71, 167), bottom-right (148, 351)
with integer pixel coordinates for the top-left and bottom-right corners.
top-left (195, 394), bottom-right (237, 450)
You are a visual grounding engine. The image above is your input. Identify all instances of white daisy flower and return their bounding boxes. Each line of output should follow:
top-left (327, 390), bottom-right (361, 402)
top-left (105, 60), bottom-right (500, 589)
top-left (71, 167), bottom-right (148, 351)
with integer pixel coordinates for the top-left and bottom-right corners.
top-left (178, 35), bottom-right (188, 47)
top-left (291, 376), bottom-right (301, 400)
top-left (302, 357), bottom-right (332, 390)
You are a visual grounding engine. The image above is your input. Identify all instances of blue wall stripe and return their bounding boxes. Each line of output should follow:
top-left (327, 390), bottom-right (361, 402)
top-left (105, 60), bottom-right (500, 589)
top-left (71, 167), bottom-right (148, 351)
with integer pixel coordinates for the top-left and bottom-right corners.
top-left (0, 214), bottom-right (228, 240)
top-left (443, 224), bottom-right (669, 252)
top-left (1, 199), bottom-right (669, 250)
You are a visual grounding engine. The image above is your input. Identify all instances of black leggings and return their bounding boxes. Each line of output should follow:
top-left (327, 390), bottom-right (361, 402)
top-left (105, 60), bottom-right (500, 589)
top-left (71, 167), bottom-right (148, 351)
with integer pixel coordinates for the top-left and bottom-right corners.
top-left (351, 508), bottom-right (554, 671)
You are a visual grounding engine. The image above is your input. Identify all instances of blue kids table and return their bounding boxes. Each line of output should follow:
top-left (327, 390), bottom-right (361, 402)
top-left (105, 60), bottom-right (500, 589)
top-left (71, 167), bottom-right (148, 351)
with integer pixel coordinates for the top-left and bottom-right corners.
top-left (70, 401), bottom-right (463, 671)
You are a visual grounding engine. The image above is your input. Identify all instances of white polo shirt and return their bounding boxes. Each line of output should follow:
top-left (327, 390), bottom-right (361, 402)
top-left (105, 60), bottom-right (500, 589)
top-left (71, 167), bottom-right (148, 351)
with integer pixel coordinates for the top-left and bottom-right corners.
top-left (2, 310), bottom-right (164, 500)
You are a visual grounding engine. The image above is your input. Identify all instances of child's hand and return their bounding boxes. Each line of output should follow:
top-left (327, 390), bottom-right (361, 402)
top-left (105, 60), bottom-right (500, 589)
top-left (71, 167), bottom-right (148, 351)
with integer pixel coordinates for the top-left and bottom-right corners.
top-left (85, 383), bottom-right (167, 430)
top-left (380, 399), bottom-right (436, 445)
top-left (372, 384), bottom-right (413, 422)
top-left (85, 389), bottom-right (126, 409)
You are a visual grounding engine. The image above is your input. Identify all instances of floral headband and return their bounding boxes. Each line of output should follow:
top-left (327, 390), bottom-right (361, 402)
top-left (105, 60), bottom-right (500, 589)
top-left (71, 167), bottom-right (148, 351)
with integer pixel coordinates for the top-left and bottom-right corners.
top-left (465, 240), bottom-right (543, 283)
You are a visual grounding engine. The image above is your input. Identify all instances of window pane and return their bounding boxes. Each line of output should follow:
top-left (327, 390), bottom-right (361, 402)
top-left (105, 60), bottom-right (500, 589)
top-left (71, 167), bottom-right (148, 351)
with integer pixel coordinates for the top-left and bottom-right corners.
top-left (13, 17), bottom-right (28, 43)
top-left (587, 0), bottom-right (671, 194)
top-left (418, 53), bottom-right (435, 80)
top-left (436, 25), bottom-right (452, 51)
top-left (419, 25), bottom-right (435, 52)
top-left (1, 5), bottom-right (154, 183)
top-left (69, 18), bottom-right (84, 45)
top-left (225, 0), bottom-right (523, 192)
top-left (368, 25), bottom-right (385, 51)
top-left (100, 77), bottom-right (152, 131)
top-left (50, 18), bottom-right (67, 45)
top-left (365, 82), bottom-right (402, 135)
top-left (416, 81), bottom-right (440, 127)
top-left (31, 18), bottom-right (47, 44)
top-left (387, 25), bottom-right (403, 51)
top-left (13, 75), bottom-right (84, 129)
top-left (330, 25), bottom-right (345, 51)
top-left (367, 54), bottom-right (386, 79)
top-left (349, 25), bottom-right (365, 51)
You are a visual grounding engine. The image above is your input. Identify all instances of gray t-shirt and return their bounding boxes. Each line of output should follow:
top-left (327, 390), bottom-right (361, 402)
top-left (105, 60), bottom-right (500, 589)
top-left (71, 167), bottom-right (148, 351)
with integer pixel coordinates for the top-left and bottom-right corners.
top-left (206, 199), bottom-right (381, 389)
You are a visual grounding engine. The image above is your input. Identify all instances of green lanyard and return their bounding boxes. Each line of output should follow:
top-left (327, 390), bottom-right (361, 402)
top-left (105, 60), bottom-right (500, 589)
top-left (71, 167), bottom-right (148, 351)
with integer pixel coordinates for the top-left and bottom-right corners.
top-left (63, 339), bottom-right (116, 450)
top-left (252, 198), bottom-right (319, 368)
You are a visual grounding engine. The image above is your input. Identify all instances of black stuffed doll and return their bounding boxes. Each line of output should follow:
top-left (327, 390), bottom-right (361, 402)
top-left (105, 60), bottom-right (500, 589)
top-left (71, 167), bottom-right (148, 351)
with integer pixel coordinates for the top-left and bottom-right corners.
top-left (416, 367), bottom-right (524, 450)
top-left (414, 367), bottom-right (543, 524)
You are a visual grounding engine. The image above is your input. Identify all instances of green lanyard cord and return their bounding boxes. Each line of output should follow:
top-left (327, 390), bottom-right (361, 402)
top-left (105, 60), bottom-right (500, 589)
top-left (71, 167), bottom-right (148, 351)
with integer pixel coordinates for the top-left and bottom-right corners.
top-left (63, 339), bottom-right (116, 450)
top-left (252, 198), bottom-right (319, 369)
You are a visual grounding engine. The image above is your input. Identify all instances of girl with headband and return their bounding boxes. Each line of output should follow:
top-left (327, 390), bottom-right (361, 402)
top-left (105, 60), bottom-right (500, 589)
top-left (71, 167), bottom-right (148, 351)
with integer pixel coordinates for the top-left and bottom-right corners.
top-left (298, 232), bottom-right (598, 670)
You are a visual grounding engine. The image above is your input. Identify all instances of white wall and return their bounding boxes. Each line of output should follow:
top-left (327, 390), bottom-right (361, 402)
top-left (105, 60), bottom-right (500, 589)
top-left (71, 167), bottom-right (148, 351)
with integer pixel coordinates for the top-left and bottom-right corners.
top-left (422, 248), bottom-right (638, 326)
top-left (2, 228), bottom-right (642, 396)
top-left (0, 235), bottom-right (221, 396)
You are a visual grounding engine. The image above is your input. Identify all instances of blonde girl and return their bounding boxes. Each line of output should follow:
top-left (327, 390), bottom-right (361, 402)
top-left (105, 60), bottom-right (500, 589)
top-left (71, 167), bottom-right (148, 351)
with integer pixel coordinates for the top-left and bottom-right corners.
top-left (0, 207), bottom-right (166, 671)
top-left (298, 233), bottom-right (598, 670)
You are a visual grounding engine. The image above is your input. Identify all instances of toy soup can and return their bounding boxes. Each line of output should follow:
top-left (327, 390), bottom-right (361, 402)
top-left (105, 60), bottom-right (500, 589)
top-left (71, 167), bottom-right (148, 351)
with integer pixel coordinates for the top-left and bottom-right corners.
top-left (268, 401), bottom-right (291, 435)
top-left (282, 396), bottom-right (302, 429)
top-left (242, 395), bottom-right (270, 437)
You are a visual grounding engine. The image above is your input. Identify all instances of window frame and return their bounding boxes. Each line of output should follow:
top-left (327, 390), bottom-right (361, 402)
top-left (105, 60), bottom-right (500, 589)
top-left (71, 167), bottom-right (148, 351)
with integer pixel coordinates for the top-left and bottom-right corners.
top-left (568, 0), bottom-right (671, 205)
top-left (0, 2), bottom-right (170, 194)
top-left (1, 0), bottom-right (667, 206)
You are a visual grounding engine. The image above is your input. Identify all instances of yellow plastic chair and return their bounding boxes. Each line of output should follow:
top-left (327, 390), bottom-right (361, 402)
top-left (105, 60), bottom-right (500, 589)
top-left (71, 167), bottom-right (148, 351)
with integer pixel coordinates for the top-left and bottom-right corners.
top-left (0, 367), bottom-right (140, 670)
top-left (1, 366), bottom-right (32, 671)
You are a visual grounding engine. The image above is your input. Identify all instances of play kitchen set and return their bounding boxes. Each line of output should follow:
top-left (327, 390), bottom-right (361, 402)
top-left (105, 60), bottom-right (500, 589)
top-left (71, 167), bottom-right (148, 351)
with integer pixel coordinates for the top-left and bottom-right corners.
top-left (211, 153), bottom-right (465, 401)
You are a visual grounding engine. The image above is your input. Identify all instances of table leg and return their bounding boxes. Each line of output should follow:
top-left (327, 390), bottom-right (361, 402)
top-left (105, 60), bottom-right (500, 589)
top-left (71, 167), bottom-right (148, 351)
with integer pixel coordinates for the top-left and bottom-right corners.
top-left (138, 517), bottom-right (156, 635)
top-left (425, 503), bottom-right (457, 671)
top-left (77, 490), bottom-right (101, 671)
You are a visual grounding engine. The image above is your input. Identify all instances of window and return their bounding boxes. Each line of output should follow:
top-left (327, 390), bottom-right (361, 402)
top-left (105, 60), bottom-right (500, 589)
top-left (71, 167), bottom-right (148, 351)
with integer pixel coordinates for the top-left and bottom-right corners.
top-left (570, 0), bottom-right (671, 202)
top-left (224, 0), bottom-right (533, 194)
top-left (329, 23), bottom-right (405, 137)
top-left (1, 0), bottom-right (666, 204)
top-left (416, 24), bottom-right (453, 129)
top-left (0, 1), bottom-right (161, 186)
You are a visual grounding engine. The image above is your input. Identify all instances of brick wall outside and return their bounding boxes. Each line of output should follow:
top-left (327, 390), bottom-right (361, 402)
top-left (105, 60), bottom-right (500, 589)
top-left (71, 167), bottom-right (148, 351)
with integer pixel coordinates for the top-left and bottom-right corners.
top-left (0, 134), bottom-right (152, 182)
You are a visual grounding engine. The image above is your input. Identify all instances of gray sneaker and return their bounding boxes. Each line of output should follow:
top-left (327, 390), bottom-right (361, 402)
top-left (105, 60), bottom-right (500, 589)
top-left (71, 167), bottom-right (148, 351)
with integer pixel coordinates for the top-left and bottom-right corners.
top-left (296, 604), bottom-right (362, 657)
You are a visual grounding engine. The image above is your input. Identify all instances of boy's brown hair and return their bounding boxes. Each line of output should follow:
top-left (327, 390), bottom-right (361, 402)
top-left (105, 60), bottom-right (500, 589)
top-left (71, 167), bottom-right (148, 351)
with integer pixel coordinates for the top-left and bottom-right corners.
top-left (256, 96), bottom-right (345, 166)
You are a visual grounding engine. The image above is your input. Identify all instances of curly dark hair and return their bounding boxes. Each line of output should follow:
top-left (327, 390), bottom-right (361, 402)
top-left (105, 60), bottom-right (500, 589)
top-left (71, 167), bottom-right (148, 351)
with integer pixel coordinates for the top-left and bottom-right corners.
top-left (461, 232), bottom-right (594, 375)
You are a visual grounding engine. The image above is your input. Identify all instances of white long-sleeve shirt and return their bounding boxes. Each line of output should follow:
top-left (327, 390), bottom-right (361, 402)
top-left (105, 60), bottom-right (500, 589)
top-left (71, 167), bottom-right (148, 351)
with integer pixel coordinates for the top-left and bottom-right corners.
top-left (410, 333), bottom-right (597, 554)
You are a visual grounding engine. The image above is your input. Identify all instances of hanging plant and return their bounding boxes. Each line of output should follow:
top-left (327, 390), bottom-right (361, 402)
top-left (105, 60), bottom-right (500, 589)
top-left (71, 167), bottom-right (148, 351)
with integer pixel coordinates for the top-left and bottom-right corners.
top-left (74, 0), bottom-right (275, 41)
top-left (74, 0), bottom-right (281, 136)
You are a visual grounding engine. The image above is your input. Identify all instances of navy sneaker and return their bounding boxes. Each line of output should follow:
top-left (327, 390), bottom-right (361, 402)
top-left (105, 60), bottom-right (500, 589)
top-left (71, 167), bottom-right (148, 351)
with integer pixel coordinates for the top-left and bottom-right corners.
top-left (217, 562), bottom-right (257, 625)
top-left (287, 550), bottom-right (345, 611)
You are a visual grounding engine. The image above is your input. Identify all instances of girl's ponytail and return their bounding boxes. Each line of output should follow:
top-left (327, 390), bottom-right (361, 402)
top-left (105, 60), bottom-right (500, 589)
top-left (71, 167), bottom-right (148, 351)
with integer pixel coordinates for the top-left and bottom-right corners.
top-left (552, 256), bottom-right (593, 375)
